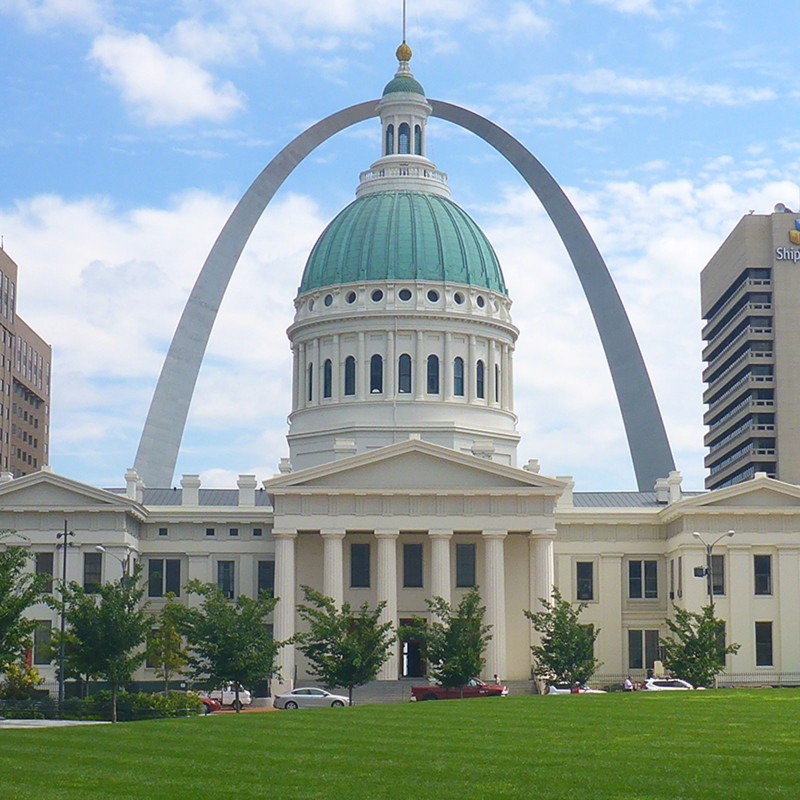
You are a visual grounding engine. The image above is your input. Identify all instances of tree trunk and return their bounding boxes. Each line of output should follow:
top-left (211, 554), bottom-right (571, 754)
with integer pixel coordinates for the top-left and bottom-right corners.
top-left (235, 686), bottom-right (240, 713)
top-left (111, 684), bottom-right (118, 724)
top-left (348, 686), bottom-right (353, 707)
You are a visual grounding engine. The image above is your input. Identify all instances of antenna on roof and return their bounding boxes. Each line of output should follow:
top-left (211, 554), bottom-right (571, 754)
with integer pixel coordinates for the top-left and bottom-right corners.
top-left (402, 0), bottom-right (407, 42)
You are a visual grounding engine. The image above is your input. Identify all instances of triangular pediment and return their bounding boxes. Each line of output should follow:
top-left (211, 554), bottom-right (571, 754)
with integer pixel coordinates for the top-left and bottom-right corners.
top-left (265, 441), bottom-right (565, 495)
top-left (680, 475), bottom-right (800, 510)
top-left (0, 470), bottom-right (140, 512)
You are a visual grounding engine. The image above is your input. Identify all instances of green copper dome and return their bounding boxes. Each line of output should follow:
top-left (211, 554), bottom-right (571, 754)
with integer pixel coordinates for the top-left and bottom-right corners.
top-left (382, 74), bottom-right (425, 96)
top-left (299, 192), bottom-right (507, 295)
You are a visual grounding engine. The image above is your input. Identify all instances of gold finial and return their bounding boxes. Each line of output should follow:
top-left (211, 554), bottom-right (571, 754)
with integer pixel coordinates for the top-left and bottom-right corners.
top-left (396, 42), bottom-right (412, 63)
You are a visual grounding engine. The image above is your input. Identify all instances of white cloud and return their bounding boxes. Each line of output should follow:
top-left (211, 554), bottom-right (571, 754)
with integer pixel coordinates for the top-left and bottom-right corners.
top-left (89, 31), bottom-right (245, 126)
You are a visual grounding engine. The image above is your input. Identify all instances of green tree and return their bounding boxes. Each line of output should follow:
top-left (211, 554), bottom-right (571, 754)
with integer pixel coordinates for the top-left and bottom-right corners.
top-left (524, 587), bottom-right (601, 687)
top-left (294, 586), bottom-right (395, 706)
top-left (661, 604), bottom-right (739, 688)
top-left (400, 588), bottom-right (492, 696)
top-left (0, 543), bottom-right (51, 671)
top-left (146, 595), bottom-right (189, 694)
top-left (62, 564), bottom-right (150, 722)
top-left (180, 580), bottom-right (280, 711)
top-left (0, 663), bottom-right (43, 699)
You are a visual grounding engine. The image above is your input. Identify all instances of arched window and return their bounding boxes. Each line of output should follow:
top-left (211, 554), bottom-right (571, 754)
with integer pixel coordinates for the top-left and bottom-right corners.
top-left (370, 354), bottom-right (383, 394)
top-left (495, 364), bottom-right (501, 403)
top-left (323, 359), bottom-right (332, 399)
top-left (414, 125), bottom-right (422, 155)
top-left (453, 357), bottom-right (464, 397)
top-left (398, 354), bottom-right (412, 394)
top-left (398, 123), bottom-right (411, 154)
top-left (385, 124), bottom-right (394, 156)
top-left (344, 356), bottom-right (356, 396)
top-left (476, 360), bottom-right (485, 399)
top-left (307, 363), bottom-right (313, 402)
top-left (427, 355), bottom-right (440, 395)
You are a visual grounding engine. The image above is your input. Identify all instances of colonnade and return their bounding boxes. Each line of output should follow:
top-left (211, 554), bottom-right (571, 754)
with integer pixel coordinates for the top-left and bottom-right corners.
top-left (272, 528), bottom-right (555, 689)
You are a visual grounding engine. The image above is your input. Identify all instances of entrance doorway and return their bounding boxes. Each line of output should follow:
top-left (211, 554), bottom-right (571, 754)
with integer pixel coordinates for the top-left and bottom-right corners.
top-left (399, 618), bottom-right (426, 678)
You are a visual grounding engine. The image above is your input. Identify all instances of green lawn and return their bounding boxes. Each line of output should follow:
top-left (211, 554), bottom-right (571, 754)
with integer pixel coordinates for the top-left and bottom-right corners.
top-left (1, 690), bottom-right (799, 799)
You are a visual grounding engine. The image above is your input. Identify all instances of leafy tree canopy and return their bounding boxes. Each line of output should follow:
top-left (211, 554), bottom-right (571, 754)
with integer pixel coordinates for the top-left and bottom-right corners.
top-left (400, 588), bottom-right (492, 692)
top-left (525, 587), bottom-right (601, 686)
top-left (62, 564), bottom-right (150, 722)
top-left (294, 586), bottom-right (395, 705)
top-left (146, 594), bottom-right (189, 694)
top-left (179, 580), bottom-right (280, 710)
top-left (0, 542), bottom-right (52, 671)
top-left (661, 604), bottom-right (740, 688)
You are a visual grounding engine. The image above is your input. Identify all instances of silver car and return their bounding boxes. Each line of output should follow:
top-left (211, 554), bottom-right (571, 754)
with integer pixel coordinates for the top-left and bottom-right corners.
top-left (273, 688), bottom-right (350, 709)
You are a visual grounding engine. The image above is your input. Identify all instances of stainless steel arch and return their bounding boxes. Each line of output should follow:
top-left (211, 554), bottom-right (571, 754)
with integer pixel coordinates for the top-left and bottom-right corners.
top-left (134, 99), bottom-right (674, 490)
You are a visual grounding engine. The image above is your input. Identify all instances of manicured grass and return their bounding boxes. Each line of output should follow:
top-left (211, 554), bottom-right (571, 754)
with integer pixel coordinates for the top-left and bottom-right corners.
top-left (1, 690), bottom-right (799, 799)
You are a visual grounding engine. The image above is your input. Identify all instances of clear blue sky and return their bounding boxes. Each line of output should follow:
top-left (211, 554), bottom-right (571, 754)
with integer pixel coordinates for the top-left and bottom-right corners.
top-left (1, 1), bottom-right (797, 491)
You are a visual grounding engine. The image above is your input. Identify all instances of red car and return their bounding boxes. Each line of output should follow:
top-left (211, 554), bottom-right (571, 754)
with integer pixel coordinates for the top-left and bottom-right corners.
top-left (193, 691), bottom-right (221, 713)
top-left (411, 678), bottom-right (508, 701)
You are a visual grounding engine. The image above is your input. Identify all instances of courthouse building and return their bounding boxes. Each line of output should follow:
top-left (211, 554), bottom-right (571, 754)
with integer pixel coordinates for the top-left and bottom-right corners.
top-left (8, 47), bottom-right (800, 691)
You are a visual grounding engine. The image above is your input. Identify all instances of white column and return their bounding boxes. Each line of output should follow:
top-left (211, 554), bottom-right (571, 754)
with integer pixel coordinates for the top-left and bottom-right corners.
top-left (727, 546), bottom-right (751, 668)
top-left (375, 529), bottom-right (399, 680)
top-left (297, 343), bottom-right (306, 410)
top-left (321, 529), bottom-right (345, 608)
top-left (429, 530), bottom-right (453, 606)
top-left (530, 532), bottom-right (555, 613)
top-left (488, 341), bottom-right (498, 407)
top-left (501, 344), bottom-right (510, 410)
top-left (444, 332), bottom-right (453, 401)
top-left (415, 331), bottom-right (425, 400)
top-left (291, 343), bottom-right (299, 411)
top-left (483, 530), bottom-right (508, 681)
top-left (386, 331), bottom-right (395, 397)
top-left (598, 553), bottom-right (624, 675)
top-left (332, 334), bottom-right (341, 400)
top-left (467, 335), bottom-right (476, 401)
top-left (357, 332), bottom-right (366, 400)
top-left (273, 530), bottom-right (297, 693)
top-left (507, 345), bottom-right (515, 412)
top-left (778, 547), bottom-right (800, 672)
top-left (308, 338), bottom-right (319, 406)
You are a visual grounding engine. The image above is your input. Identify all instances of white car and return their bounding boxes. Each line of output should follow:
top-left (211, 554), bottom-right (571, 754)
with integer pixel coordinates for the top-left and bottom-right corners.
top-left (547, 682), bottom-right (606, 695)
top-left (208, 685), bottom-right (253, 710)
top-left (274, 688), bottom-right (350, 709)
top-left (642, 677), bottom-right (694, 691)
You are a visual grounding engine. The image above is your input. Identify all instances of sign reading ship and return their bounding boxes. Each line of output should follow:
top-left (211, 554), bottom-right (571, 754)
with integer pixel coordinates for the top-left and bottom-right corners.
top-left (775, 219), bottom-right (800, 261)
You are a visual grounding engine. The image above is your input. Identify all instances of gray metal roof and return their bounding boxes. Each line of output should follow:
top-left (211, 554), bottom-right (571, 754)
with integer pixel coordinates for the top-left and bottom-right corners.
top-left (572, 491), bottom-right (705, 509)
top-left (106, 488), bottom-right (273, 507)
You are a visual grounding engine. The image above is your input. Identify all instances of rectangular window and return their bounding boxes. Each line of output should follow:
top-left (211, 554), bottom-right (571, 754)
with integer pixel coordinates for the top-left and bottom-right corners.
top-left (229, 527), bottom-right (239, 537)
top-left (217, 560), bottom-right (235, 599)
top-left (257, 560), bottom-right (275, 596)
top-left (678, 555), bottom-right (683, 598)
top-left (669, 559), bottom-right (675, 599)
top-left (253, 528), bottom-right (263, 537)
top-left (576, 561), bottom-right (594, 601)
top-left (403, 543), bottom-right (423, 588)
top-left (629, 560), bottom-right (658, 599)
top-left (206, 527), bottom-right (215, 537)
top-left (711, 553), bottom-right (725, 596)
top-left (456, 543), bottom-right (476, 588)
top-left (628, 629), bottom-right (661, 670)
top-left (158, 527), bottom-right (168, 537)
top-left (33, 621), bottom-right (52, 666)
top-left (83, 552), bottom-right (102, 594)
top-left (754, 555), bottom-right (772, 595)
top-left (755, 621), bottom-right (773, 667)
top-left (350, 543), bottom-right (370, 588)
top-left (35, 551), bottom-right (53, 593)
top-left (148, 559), bottom-right (181, 598)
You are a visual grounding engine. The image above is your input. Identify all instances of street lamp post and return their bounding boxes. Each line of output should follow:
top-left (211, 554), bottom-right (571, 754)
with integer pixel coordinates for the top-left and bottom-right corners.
top-left (95, 545), bottom-right (134, 580)
top-left (692, 530), bottom-right (735, 607)
top-left (56, 521), bottom-right (75, 712)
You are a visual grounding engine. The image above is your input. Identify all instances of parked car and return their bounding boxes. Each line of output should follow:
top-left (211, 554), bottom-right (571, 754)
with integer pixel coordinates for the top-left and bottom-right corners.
top-left (208, 685), bottom-right (253, 710)
top-left (642, 677), bottom-right (694, 691)
top-left (191, 691), bottom-right (221, 714)
top-left (411, 677), bottom-right (508, 701)
top-left (273, 688), bottom-right (350, 709)
top-left (547, 682), bottom-right (607, 695)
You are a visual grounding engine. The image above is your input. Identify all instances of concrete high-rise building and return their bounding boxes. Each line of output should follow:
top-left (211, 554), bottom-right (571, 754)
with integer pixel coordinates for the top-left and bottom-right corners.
top-left (700, 206), bottom-right (800, 490)
top-left (0, 248), bottom-right (51, 476)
